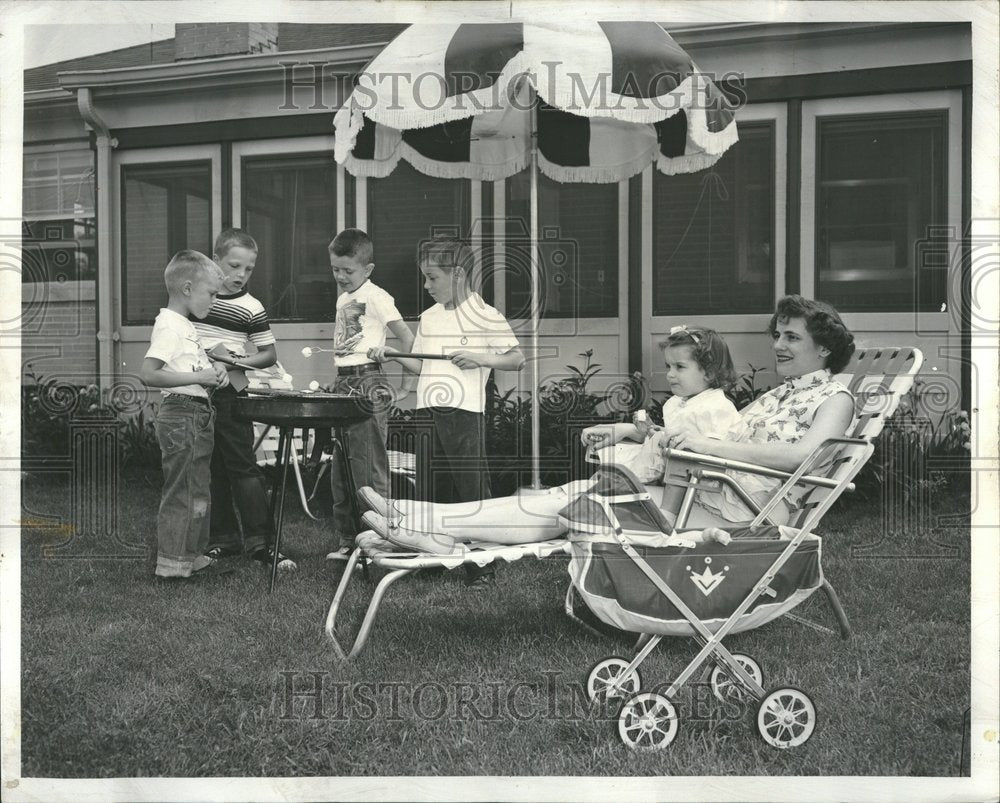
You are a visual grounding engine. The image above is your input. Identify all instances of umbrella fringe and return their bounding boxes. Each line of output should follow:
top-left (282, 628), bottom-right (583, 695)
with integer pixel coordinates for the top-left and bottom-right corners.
top-left (655, 151), bottom-right (727, 176)
top-left (339, 130), bottom-right (734, 183)
top-left (685, 104), bottom-right (740, 156)
top-left (333, 104), bottom-right (366, 165)
top-left (402, 144), bottom-right (528, 182)
top-left (340, 141), bottom-right (529, 183)
top-left (537, 148), bottom-right (658, 185)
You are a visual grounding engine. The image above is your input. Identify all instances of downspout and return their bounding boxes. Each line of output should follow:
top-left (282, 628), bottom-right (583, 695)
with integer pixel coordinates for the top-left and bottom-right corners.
top-left (76, 88), bottom-right (118, 393)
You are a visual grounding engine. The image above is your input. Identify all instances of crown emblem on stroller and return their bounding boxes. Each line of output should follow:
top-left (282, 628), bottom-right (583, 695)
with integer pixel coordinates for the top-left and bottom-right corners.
top-left (688, 558), bottom-right (728, 596)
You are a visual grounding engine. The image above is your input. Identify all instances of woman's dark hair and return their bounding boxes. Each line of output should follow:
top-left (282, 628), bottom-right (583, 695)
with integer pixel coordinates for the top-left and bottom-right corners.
top-left (768, 295), bottom-right (856, 373)
top-left (659, 326), bottom-right (737, 390)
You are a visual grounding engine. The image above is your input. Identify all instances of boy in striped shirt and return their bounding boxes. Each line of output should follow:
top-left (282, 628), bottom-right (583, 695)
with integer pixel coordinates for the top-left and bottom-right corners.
top-left (193, 228), bottom-right (296, 571)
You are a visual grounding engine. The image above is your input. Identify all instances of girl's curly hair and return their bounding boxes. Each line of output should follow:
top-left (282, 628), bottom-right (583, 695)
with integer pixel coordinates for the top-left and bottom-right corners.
top-left (768, 295), bottom-right (856, 373)
top-left (659, 326), bottom-right (737, 391)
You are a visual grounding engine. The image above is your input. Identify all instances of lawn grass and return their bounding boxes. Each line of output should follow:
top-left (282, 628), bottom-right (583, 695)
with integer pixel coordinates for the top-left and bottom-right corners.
top-left (20, 472), bottom-right (970, 777)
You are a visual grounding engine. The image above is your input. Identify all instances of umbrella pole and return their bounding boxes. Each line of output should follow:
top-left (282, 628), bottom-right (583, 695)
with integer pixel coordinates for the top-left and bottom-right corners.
top-left (529, 87), bottom-right (542, 490)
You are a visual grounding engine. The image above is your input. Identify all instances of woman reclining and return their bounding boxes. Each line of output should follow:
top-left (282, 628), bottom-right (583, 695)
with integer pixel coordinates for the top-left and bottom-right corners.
top-left (358, 295), bottom-right (856, 553)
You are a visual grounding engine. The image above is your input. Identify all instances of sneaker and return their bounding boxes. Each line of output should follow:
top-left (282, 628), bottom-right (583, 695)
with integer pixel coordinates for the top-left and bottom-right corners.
top-left (464, 572), bottom-right (495, 590)
top-left (205, 546), bottom-right (241, 559)
top-left (325, 546), bottom-right (354, 562)
top-left (193, 556), bottom-right (237, 576)
top-left (155, 556), bottom-right (235, 580)
top-left (463, 563), bottom-right (496, 589)
top-left (251, 546), bottom-right (298, 572)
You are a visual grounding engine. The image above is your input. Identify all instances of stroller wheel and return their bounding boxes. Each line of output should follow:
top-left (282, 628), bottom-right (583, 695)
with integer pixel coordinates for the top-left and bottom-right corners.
top-left (617, 693), bottom-right (679, 750)
top-left (710, 653), bottom-right (763, 704)
top-left (586, 657), bottom-right (642, 703)
top-left (755, 687), bottom-right (816, 749)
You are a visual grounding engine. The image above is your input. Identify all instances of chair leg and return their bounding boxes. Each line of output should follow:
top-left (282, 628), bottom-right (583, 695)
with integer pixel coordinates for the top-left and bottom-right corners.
top-left (308, 462), bottom-right (330, 503)
top-left (292, 456), bottom-right (319, 521)
top-left (324, 548), bottom-right (413, 660)
top-left (821, 578), bottom-right (853, 640)
top-left (291, 451), bottom-right (319, 521)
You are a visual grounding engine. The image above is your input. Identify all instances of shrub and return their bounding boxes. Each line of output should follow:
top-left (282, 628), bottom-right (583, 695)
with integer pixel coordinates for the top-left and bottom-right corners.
top-left (22, 372), bottom-right (161, 472)
top-left (852, 383), bottom-right (972, 502)
top-left (483, 350), bottom-right (642, 494)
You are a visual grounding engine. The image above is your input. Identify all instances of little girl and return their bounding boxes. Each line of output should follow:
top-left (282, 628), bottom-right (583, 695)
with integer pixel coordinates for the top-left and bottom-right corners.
top-left (355, 326), bottom-right (742, 550)
top-left (583, 325), bottom-right (740, 509)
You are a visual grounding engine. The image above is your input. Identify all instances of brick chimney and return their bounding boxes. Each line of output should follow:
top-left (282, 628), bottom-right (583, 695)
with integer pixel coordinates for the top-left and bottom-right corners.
top-left (174, 23), bottom-right (279, 60)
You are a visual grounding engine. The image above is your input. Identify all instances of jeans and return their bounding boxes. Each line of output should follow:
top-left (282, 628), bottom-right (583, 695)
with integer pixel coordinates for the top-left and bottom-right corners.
top-left (330, 372), bottom-right (390, 548)
top-left (208, 385), bottom-right (274, 555)
top-left (154, 394), bottom-right (215, 577)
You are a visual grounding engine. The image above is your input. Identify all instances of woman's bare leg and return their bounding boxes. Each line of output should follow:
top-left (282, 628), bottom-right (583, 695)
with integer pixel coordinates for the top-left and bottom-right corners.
top-left (384, 479), bottom-right (597, 544)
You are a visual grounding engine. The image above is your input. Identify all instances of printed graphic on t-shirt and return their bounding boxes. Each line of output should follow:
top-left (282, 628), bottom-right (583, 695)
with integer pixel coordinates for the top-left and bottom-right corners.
top-left (334, 300), bottom-right (366, 353)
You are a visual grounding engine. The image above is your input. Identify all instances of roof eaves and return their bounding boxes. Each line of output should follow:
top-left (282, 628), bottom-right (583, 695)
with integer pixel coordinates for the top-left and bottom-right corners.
top-left (57, 42), bottom-right (386, 91)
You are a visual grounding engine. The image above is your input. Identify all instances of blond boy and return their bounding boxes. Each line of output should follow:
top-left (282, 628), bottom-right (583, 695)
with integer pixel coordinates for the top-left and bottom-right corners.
top-left (141, 250), bottom-right (229, 579)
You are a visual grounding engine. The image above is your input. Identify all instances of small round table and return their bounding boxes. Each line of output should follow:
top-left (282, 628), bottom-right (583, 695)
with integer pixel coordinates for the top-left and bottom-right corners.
top-left (236, 391), bottom-right (372, 591)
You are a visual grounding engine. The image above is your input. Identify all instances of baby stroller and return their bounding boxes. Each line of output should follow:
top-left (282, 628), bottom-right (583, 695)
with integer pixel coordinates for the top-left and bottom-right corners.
top-left (563, 456), bottom-right (862, 751)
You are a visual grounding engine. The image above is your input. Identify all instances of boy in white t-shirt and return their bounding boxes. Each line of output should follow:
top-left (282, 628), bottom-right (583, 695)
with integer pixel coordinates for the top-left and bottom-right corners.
top-left (370, 236), bottom-right (524, 586)
top-left (140, 250), bottom-right (230, 579)
top-left (326, 229), bottom-right (415, 560)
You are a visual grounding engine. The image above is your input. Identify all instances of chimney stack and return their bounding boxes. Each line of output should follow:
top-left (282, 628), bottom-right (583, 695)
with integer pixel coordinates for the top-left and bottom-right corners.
top-left (174, 23), bottom-right (279, 61)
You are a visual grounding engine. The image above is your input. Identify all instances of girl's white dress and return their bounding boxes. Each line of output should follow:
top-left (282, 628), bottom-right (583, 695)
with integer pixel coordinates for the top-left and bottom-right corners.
top-left (606, 388), bottom-right (741, 483)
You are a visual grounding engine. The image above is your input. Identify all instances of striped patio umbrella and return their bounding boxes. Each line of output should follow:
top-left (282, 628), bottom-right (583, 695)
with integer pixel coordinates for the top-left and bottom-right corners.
top-left (334, 21), bottom-right (739, 488)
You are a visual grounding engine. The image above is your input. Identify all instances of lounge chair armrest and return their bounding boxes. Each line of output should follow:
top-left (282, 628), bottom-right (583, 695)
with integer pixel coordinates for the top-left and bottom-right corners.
top-left (663, 435), bottom-right (870, 491)
top-left (661, 448), bottom-right (794, 482)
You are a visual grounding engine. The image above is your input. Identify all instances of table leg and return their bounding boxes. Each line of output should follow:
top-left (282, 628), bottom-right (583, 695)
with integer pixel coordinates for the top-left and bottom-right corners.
top-left (270, 427), bottom-right (293, 593)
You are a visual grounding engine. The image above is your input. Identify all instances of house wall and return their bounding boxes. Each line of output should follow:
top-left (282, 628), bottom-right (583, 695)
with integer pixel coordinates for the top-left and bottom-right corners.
top-left (23, 23), bottom-right (973, 418)
top-left (21, 100), bottom-right (96, 383)
top-left (21, 281), bottom-right (98, 383)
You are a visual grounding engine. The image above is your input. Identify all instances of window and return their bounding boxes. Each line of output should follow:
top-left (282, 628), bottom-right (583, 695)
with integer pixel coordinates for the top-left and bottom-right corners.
top-left (652, 123), bottom-right (774, 316)
top-left (505, 172), bottom-right (618, 319)
top-left (22, 149), bottom-right (96, 283)
top-left (242, 153), bottom-right (338, 321)
top-left (815, 113), bottom-right (947, 312)
top-left (367, 162), bottom-right (470, 319)
top-left (121, 161), bottom-right (212, 325)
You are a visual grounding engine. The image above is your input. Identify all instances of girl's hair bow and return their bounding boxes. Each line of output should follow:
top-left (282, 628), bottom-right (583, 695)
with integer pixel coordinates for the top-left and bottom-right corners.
top-left (669, 324), bottom-right (700, 344)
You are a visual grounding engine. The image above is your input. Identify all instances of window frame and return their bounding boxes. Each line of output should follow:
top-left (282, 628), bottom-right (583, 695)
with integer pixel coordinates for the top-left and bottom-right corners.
top-left (494, 180), bottom-right (629, 347)
top-left (801, 90), bottom-right (961, 331)
top-left (643, 101), bottom-right (787, 380)
top-left (22, 144), bottom-right (96, 222)
top-left (231, 137), bottom-right (341, 325)
top-left (112, 144), bottom-right (222, 335)
top-left (22, 143), bottom-right (97, 288)
top-left (649, 118), bottom-right (778, 319)
top-left (363, 164), bottom-right (473, 321)
top-left (502, 171), bottom-right (622, 322)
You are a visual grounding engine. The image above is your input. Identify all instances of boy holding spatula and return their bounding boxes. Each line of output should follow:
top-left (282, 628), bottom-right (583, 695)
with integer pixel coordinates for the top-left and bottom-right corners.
top-left (325, 228), bottom-right (415, 561)
top-left (368, 236), bottom-right (524, 587)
